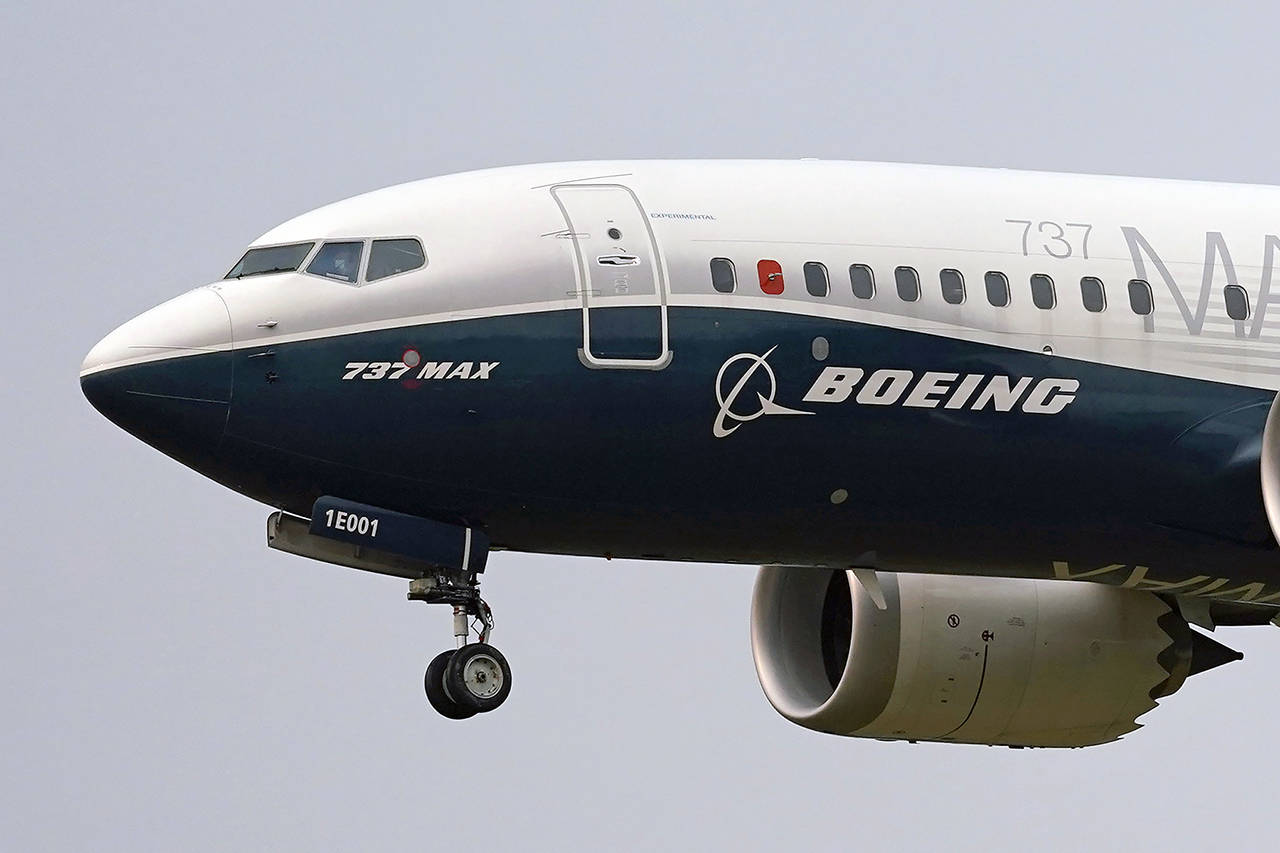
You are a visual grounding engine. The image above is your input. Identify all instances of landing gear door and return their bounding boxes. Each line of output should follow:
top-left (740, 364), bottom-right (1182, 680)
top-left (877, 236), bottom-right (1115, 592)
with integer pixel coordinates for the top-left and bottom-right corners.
top-left (551, 184), bottom-right (672, 369)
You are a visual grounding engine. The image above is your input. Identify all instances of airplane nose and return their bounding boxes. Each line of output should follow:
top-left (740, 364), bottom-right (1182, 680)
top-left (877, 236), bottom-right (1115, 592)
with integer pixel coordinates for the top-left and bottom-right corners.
top-left (80, 287), bottom-right (234, 468)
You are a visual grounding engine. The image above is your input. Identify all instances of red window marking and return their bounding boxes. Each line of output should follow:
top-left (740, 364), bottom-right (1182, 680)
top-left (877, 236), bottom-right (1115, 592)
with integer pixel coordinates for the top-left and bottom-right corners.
top-left (758, 259), bottom-right (784, 295)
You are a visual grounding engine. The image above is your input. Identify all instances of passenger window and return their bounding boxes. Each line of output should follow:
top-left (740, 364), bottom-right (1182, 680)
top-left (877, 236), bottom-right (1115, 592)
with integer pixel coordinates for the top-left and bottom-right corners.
top-left (710, 258), bottom-right (736, 293)
top-left (984, 271), bottom-right (1010, 307)
top-left (1128, 279), bottom-right (1154, 315)
top-left (307, 241), bottom-right (363, 283)
top-left (804, 262), bottom-right (830, 297)
top-left (758, 259), bottom-right (784, 295)
top-left (367, 238), bottom-right (426, 282)
top-left (895, 266), bottom-right (920, 302)
top-left (1080, 276), bottom-right (1106, 312)
top-left (939, 269), bottom-right (965, 305)
top-left (849, 264), bottom-right (875, 299)
top-left (1030, 274), bottom-right (1056, 310)
top-left (1225, 284), bottom-right (1250, 321)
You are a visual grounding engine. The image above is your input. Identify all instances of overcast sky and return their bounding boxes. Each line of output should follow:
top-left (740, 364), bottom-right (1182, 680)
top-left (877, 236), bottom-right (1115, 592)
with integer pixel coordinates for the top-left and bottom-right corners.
top-left (5, 2), bottom-right (1280, 850)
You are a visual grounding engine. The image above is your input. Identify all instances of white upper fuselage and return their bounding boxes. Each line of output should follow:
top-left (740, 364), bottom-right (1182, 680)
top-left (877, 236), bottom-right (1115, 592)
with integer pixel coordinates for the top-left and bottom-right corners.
top-left (83, 159), bottom-right (1280, 392)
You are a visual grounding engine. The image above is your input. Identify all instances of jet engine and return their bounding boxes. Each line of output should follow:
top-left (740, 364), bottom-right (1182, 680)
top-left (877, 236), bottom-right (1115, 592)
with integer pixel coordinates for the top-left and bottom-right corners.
top-left (750, 568), bottom-right (1241, 747)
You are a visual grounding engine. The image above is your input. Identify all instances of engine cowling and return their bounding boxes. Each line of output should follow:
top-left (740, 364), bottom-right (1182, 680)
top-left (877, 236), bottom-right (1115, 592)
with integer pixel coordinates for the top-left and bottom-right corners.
top-left (750, 568), bottom-right (1219, 747)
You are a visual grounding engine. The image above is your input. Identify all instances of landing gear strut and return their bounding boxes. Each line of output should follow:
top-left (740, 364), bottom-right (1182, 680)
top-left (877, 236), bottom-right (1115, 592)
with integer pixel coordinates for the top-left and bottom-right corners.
top-left (410, 569), bottom-right (512, 718)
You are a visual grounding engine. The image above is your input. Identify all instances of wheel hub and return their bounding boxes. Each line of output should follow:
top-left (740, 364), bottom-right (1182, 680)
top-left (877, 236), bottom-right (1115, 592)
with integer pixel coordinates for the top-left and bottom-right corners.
top-left (462, 654), bottom-right (503, 698)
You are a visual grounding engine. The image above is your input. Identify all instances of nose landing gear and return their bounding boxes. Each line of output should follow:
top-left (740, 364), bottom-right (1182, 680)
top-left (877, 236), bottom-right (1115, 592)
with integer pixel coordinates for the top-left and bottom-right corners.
top-left (410, 570), bottom-right (512, 718)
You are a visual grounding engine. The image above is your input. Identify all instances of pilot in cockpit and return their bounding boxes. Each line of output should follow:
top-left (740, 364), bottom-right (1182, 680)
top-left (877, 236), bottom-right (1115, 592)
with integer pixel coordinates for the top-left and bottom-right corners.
top-left (307, 241), bottom-right (362, 283)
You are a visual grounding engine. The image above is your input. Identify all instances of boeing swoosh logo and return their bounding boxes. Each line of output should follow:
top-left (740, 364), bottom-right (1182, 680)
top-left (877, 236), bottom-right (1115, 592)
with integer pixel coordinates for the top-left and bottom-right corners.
top-left (713, 346), bottom-right (814, 438)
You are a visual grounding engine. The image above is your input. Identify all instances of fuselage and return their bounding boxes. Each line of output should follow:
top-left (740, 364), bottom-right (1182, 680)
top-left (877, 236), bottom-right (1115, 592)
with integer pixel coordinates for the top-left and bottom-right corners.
top-left (80, 159), bottom-right (1280, 603)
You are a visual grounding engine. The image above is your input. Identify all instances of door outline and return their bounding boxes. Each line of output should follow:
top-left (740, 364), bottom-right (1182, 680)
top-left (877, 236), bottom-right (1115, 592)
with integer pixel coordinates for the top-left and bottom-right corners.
top-left (551, 183), bottom-right (673, 370)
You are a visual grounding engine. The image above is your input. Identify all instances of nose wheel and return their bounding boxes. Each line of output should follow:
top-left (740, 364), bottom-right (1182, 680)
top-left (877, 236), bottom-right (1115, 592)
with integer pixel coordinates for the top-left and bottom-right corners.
top-left (410, 570), bottom-right (512, 719)
top-left (425, 643), bottom-right (512, 717)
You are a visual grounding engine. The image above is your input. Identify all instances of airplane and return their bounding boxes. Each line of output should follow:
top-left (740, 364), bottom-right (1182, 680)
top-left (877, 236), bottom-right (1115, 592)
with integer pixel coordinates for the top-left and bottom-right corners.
top-left (80, 159), bottom-right (1280, 747)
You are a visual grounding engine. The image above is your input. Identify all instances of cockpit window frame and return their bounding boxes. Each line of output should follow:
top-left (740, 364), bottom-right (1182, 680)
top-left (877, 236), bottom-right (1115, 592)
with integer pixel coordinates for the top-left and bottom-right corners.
top-left (232, 235), bottom-right (428, 287)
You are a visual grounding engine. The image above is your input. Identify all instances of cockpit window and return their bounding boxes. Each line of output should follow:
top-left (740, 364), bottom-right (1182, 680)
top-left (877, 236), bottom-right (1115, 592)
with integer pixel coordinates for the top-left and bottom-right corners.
top-left (225, 242), bottom-right (314, 279)
top-left (366, 238), bottom-right (426, 282)
top-left (306, 241), bottom-right (363, 283)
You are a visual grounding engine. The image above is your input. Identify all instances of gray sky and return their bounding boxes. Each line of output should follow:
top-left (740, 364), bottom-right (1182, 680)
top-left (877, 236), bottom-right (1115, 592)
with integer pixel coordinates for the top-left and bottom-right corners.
top-left (5, 2), bottom-right (1279, 849)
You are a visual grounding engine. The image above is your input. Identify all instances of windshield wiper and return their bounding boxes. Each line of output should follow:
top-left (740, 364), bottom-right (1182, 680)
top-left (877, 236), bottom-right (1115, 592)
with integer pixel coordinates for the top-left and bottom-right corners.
top-left (232, 266), bottom-right (296, 279)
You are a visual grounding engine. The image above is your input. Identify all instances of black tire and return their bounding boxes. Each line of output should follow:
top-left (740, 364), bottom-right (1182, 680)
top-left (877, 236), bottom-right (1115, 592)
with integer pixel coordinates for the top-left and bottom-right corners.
top-left (445, 643), bottom-right (512, 713)
top-left (425, 650), bottom-right (477, 720)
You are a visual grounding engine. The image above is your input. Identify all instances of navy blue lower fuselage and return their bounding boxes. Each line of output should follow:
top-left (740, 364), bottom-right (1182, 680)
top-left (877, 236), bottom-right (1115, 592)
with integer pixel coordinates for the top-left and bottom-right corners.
top-left (80, 306), bottom-right (1280, 590)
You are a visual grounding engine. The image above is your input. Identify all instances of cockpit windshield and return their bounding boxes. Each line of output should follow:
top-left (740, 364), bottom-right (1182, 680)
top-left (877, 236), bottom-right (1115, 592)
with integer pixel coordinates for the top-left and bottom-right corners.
top-left (306, 241), bottom-right (363, 283)
top-left (367, 238), bottom-right (426, 281)
top-left (225, 242), bottom-right (315, 279)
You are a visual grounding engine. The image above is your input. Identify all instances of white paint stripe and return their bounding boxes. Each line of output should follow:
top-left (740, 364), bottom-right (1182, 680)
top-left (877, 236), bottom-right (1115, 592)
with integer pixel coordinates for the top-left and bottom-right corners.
top-left (462, 528), bottom-right (472, 571)
top-left (78, 346), bottom-right (235, 378)
top-left (79, 291), bottom-right (1280, 391)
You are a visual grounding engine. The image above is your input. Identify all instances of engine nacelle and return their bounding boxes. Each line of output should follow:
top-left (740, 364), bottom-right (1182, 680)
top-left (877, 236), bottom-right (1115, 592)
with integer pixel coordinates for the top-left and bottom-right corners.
top-left (750, 568), bottom-right (1212, 747)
